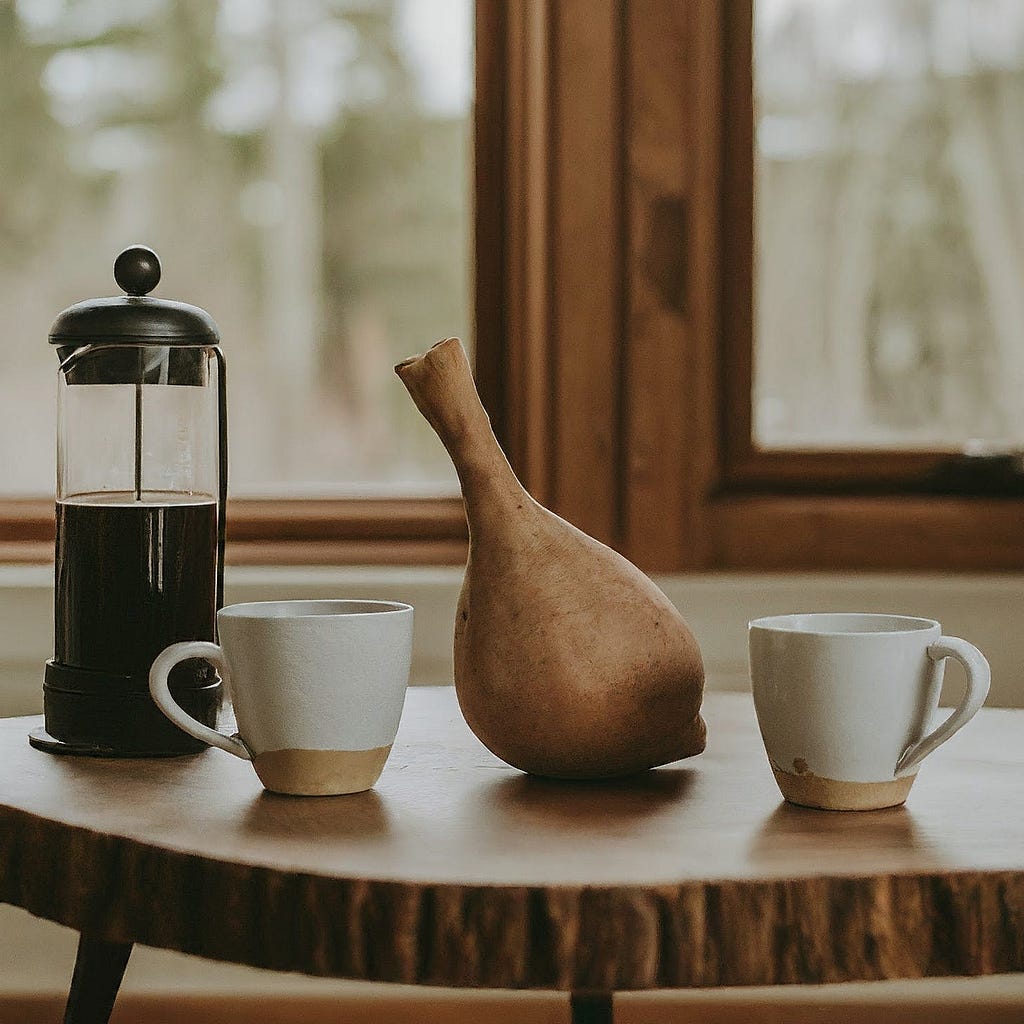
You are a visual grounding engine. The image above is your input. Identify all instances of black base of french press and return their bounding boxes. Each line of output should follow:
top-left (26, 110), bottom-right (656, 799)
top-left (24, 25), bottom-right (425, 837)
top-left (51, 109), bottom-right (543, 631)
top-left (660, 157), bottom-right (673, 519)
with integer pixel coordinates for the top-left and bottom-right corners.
top-left (28, 727), bottom-right (185, 759)
top-left (27, 727), bottom-right (208, 759)
top-left (35, 661), bottom-right (222, 758)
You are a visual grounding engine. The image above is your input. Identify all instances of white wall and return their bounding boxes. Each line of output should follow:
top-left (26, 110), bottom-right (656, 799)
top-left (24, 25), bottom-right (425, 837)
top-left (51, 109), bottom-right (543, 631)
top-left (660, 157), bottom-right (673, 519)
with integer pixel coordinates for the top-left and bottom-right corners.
top-left (1, 565), bottom-right (1022, 996)
top-left (3, 564), bottom-right (1023, 715)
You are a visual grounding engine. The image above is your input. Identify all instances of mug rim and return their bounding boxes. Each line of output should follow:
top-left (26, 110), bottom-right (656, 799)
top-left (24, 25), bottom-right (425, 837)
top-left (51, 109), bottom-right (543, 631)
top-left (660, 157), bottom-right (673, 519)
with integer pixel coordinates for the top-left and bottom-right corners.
top-left (749, 612), bottom-right (940, 637)
top-left (218, 599), bottom-right (412, 620)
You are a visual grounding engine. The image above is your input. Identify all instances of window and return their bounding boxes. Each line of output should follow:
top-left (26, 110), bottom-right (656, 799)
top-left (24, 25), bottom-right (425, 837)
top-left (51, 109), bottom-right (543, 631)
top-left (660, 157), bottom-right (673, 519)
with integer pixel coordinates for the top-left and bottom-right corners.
top-left (488, 0), bottom-right (1024, 573)
top-left (4, 0), bottom-right (1023, 571)
top-left (716, 0), bottom-right (1024, 569)
top-left (755, 0), bottom-right (1024, 453)
top-left (1, 0), bottom-right (472, 562)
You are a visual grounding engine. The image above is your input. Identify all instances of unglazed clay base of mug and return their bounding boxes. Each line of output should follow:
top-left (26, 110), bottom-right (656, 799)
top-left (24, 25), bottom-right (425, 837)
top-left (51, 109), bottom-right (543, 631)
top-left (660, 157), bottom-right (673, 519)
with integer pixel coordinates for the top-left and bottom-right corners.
top-left (252, 745), bottom-right (392, 796)
top-left (771, 762), bottom-right (917, 812)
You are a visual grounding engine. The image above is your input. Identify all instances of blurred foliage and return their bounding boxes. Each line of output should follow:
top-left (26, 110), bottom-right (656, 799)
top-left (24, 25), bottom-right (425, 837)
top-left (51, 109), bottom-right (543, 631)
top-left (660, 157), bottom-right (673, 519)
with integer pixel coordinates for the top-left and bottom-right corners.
top-left (0, 0), bottom-right (470, 492)
top-left (0, 5), bottom-right (69, 253)
top-left (755, 0), bottom-right (1024, 447)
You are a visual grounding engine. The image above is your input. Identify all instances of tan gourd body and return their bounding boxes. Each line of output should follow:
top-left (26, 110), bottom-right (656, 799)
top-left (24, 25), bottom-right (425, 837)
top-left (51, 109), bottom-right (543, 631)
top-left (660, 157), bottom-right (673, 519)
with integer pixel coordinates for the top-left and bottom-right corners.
top-left (395, 338), bottom-right (706, 779)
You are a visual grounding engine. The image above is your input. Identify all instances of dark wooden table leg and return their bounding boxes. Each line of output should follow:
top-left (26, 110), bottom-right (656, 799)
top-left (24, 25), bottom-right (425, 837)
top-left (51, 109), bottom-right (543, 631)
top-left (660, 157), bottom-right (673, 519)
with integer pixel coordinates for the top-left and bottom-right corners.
top-left (571, 991), bottom-right (613, 1024)
top-left (63, 933), bottom-right (133, 1024)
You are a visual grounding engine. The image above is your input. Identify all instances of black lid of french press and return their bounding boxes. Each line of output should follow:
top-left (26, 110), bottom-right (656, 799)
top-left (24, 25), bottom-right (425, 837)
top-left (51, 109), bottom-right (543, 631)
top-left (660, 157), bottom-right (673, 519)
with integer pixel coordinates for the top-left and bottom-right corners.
top-left (49, 245), bottom-right (220, 346)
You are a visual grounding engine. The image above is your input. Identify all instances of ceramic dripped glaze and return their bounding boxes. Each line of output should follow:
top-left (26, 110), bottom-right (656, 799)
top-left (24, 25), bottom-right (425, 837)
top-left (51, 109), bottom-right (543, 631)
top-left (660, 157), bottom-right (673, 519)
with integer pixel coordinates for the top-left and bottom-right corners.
top-left (150, 600), bottom-right (413, 795)
top-left (749, 613), bottom-right (990, 810)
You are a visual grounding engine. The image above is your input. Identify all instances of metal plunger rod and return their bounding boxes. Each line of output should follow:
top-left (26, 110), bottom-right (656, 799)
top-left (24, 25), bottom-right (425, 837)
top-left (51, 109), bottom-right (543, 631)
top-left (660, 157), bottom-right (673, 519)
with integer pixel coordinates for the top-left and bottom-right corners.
top-left (134, 345), bottom-right (144, 501)
top-left (134, 381), bottom-right (143, 501)
top-left (214, 346), bottom-right (228, 615)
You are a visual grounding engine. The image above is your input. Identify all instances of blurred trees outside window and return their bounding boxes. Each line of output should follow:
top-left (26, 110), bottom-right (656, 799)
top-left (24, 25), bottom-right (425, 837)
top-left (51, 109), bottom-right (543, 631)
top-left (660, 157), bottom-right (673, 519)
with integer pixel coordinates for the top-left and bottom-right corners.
top-left (755, 0), bottom-right (1024, 451)
top-left (0, 0), bottom-right (472, 497)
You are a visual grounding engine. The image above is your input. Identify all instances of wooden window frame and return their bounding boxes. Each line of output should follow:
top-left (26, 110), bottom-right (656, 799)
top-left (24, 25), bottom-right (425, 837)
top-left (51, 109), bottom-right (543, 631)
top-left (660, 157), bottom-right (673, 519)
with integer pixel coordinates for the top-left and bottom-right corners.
top-left (485, 0), bottom-right (1024, 574)
top-left (714, 2), bottom-right (1024, 570)
top-left (4, 1), bottom-right (1023, 571)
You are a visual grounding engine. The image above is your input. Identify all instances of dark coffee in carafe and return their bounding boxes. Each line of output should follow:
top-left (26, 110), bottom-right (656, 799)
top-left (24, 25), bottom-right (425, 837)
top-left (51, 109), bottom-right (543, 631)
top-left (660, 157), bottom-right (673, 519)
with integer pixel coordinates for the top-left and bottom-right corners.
top-left (55, 492), bottom-right (217, 678)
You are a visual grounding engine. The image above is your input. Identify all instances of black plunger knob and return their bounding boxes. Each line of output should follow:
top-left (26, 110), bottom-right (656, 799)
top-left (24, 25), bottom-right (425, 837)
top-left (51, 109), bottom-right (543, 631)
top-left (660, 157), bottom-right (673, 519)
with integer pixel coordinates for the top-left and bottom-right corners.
top-left (114, 245), bottom-right (161, 296)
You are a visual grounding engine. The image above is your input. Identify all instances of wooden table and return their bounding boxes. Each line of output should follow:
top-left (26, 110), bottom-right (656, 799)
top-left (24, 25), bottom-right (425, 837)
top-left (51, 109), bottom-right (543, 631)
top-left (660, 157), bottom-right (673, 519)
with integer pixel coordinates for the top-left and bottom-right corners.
top-left (1, 689), bottom-right (1023, 1023)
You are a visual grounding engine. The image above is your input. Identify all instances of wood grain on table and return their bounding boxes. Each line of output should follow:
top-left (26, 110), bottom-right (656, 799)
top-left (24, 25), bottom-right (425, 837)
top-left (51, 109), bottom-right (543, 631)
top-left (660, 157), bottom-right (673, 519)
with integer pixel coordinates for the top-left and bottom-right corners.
top-left (0, 690), bottom-right (1022, 991)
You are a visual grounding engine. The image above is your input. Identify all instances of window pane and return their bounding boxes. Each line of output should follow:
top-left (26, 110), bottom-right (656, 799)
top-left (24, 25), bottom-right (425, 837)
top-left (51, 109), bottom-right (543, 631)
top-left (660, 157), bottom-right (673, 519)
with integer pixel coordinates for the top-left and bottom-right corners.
top-left (755, 0), bottom-right (1024, 450)
top-left (1, 0), bottom-right (471, 497)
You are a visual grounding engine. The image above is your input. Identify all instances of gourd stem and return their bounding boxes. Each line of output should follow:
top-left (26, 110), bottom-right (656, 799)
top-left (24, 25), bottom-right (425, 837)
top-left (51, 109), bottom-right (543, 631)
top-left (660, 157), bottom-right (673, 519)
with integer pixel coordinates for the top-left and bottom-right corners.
top-left (395, 338), bottom-right (526, 513)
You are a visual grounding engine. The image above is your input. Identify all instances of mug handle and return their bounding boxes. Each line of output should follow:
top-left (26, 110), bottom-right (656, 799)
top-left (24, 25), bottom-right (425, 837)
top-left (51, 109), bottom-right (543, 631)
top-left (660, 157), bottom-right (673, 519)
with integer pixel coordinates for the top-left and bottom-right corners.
top-left (895, 636), bottom-right (990, 775)
top-left (149, 641), bottom-right (251, 760)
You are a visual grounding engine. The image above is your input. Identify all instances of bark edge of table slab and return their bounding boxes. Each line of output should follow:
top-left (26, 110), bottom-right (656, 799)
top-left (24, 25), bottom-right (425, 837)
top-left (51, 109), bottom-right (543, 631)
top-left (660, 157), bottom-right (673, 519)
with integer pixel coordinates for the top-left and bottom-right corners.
top-left (2, 801), bottom-right (1023, 991)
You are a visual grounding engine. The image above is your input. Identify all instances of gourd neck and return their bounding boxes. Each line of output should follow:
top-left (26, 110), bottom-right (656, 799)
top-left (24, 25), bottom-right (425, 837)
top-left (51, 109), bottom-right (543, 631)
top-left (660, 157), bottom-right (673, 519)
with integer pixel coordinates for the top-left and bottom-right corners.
top-left (395, 338), bottom-right (528, 517)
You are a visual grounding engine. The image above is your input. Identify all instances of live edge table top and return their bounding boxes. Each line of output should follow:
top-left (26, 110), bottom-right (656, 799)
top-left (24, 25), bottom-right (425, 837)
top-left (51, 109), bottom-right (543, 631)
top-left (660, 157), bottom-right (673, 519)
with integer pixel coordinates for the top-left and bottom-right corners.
top-left (0, 689), bottom-right (1022, 992)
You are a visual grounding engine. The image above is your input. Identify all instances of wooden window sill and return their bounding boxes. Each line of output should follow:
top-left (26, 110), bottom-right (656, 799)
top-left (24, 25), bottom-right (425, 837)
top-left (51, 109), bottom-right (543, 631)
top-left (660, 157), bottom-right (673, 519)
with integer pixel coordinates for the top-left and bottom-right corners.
top-left (709, 494), bottom-right (1024, 571)
top-left (0, 498), bottom-right (468, 566)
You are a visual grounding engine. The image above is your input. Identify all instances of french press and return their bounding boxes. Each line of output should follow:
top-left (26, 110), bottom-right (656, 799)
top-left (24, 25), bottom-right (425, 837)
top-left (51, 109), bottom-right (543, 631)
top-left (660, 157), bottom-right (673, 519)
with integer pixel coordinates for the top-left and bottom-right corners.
top-left (30, 246), bottom-right (227, 757)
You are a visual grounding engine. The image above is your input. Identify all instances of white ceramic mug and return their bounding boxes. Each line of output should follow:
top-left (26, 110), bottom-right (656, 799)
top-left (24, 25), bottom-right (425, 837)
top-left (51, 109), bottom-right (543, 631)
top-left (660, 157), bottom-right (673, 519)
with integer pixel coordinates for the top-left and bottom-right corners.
top-left (748, 613), bottom-right (990, 811)
top-left (150, 600), bottom-right (413, 796)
